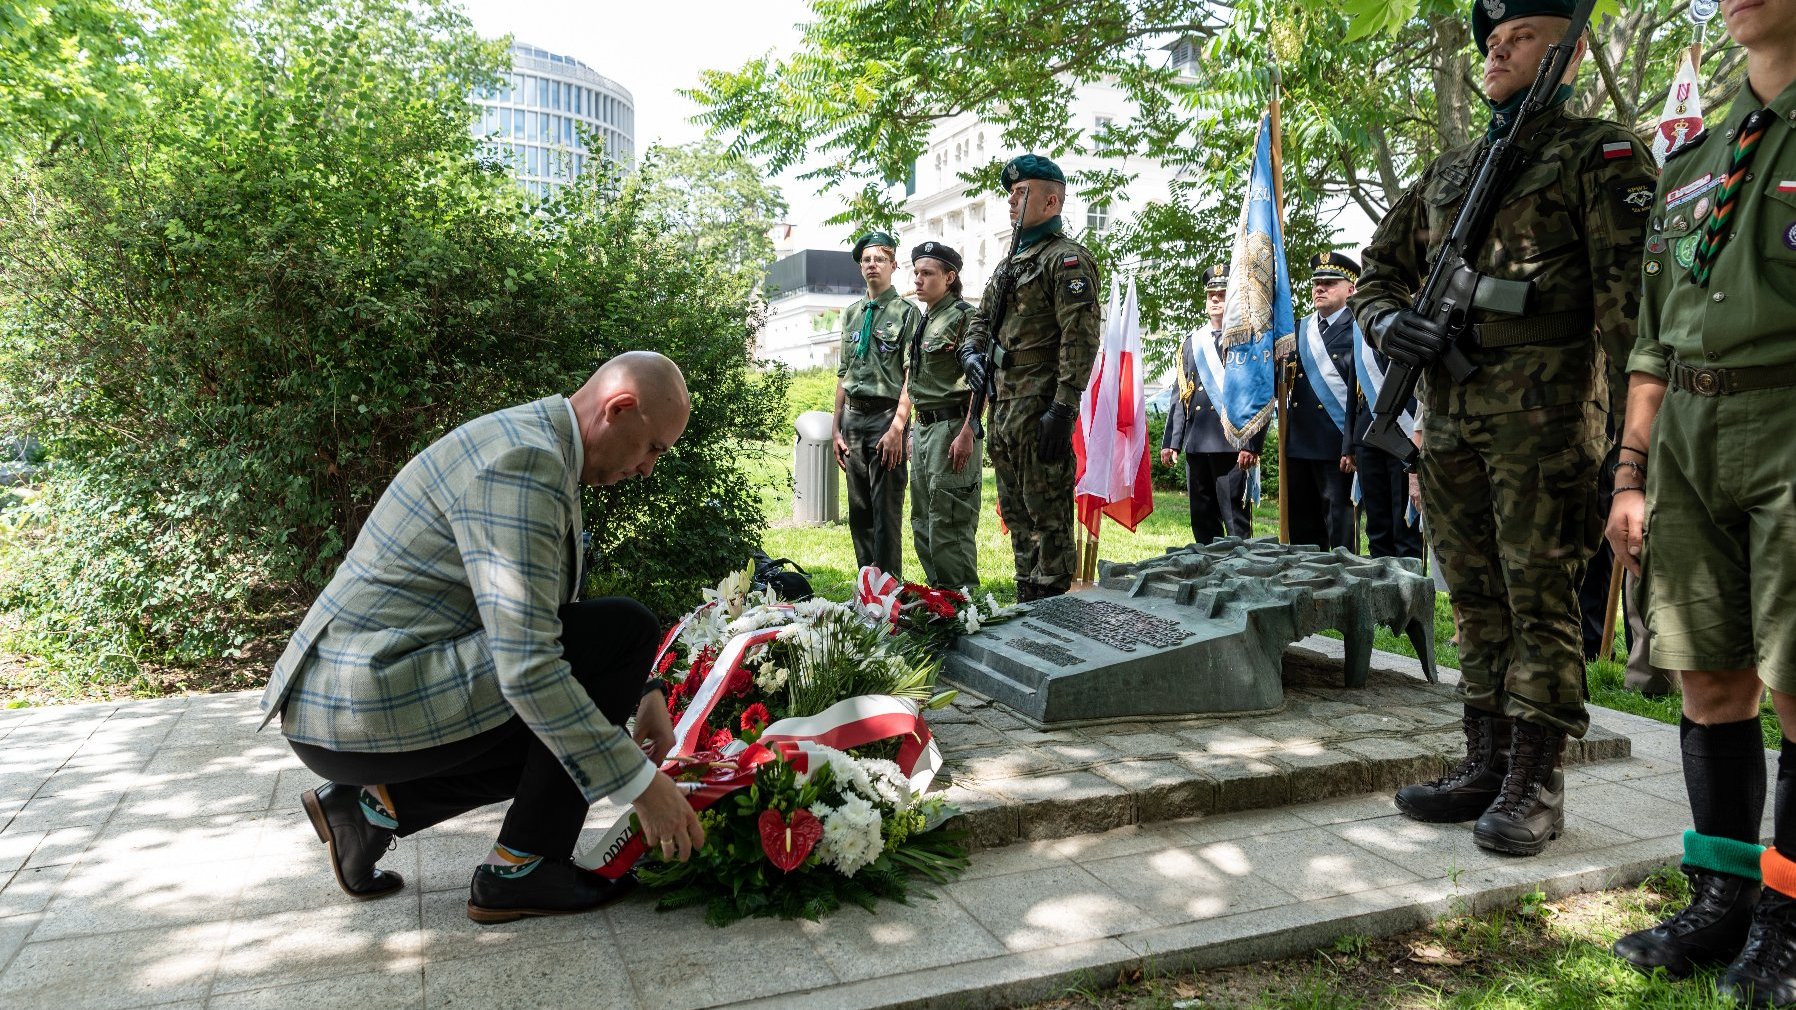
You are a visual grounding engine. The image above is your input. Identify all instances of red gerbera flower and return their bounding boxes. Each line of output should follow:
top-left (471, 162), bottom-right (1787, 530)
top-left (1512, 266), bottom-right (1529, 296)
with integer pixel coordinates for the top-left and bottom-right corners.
top-left (655, 649), bottom-right (678, 675)
top-left (740, 703), bottom-right (771, 731)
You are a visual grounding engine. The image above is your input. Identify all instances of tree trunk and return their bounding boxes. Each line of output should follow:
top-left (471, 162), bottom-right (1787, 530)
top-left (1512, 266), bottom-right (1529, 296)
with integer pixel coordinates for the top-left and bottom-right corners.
top-left (1429, 15), bottom-right (1476, 150)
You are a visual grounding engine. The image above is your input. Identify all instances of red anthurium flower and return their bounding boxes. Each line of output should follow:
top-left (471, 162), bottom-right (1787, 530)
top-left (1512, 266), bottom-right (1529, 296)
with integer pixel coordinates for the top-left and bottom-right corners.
top-left (758, 807), bottom-right (822, 872)
top-left (740, 703), bottom-right (771, 731)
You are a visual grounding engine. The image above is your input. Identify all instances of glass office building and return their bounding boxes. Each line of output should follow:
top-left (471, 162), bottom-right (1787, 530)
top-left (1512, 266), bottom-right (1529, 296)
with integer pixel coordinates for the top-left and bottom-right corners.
top-left (473, 42), bottom-right (635, 198)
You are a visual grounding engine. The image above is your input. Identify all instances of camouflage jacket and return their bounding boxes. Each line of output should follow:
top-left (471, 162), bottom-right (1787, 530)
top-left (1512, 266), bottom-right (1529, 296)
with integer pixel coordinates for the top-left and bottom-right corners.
top-left (837, 286), bottom-right (921, 401)
top-left (1352, 105), bottom-right (1656, 421)
top-left (906, 296), bottom-right (975, 412)
top-left (964, 230), bottom-right (1102, 408)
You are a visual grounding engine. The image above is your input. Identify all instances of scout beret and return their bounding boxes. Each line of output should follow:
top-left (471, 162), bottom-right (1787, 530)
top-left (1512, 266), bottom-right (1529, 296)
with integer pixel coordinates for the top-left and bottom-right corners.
top-left (1000, 154), bottom-right (1066, 192)
top-left (1201, 263), bottom-right (1230, 291)
top-left (1308, 252), bottom-right (1361, 284)
top-left (851, 231), bottom-right (898, 262)
top-left (910, 240), bottom-right (963, 272)
top-left (1472, 0), bottom-right (1577, 54)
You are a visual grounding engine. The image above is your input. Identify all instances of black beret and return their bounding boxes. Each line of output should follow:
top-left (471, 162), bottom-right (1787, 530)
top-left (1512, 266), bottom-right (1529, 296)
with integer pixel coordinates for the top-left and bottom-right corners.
top-left (910, 240), bottom-right (963, 272)
top-left (1000, 154), bottom-right (1066, 192)
top-left (851, 231), bottom-right (898, 262)
top-left (1472, 0), bottom-right (1577, 54)
top-left (1201, 263), bottom-right (1230, 291)
top-left (1308, 252), bottom-right (1361, 284)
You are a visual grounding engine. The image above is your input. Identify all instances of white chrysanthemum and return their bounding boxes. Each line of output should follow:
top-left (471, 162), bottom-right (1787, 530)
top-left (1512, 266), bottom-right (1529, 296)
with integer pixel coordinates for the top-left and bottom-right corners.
top-left (857, 758), bottom-right (911, 809)
top-left (754, 665), bottom-right (789, 693)
top-left (814, 795), bottom-right (883, 876)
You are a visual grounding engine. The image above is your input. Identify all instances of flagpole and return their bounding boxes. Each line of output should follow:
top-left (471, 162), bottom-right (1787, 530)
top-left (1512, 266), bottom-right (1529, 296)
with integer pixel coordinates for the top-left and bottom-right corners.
top-left (1269, 56), bottom-right (1293, 544)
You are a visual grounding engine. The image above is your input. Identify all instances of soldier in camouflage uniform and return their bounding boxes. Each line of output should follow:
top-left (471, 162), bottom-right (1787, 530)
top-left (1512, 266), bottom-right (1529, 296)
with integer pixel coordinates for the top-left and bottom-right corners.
top-left (905, 241), bottom-right (982, 590)
top-left (962, 155), bottom-right (1103, 601)
top-left (1350, 0), bottom-right (1655, 857)
top-left (1608, 4), bottom-right (1796, 999)
top-left (833, 231), bottom-right (922, 578)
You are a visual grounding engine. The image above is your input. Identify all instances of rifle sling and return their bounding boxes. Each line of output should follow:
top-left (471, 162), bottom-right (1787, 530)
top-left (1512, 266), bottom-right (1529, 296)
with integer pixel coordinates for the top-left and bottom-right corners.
top-left (1470, 309), bottom-right (1591, 349)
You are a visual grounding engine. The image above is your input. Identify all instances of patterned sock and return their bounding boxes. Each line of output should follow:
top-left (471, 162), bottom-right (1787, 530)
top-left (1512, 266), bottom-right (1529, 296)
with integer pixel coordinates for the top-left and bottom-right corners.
top-left (480, 843), bottom-right (543, 878)
top-left (1682, 716), bottom-right (1766, 843)
top-left (358, 785), bottom-right (398, 830)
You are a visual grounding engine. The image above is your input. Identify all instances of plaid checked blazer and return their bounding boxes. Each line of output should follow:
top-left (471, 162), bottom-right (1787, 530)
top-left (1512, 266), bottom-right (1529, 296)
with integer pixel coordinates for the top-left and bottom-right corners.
top-left (259, 395), bottom-right (655, 805)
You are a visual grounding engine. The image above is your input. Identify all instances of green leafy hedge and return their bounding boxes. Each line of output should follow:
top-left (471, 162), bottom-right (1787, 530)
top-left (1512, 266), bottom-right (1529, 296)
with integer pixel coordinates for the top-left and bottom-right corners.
top-left (0, 0), bottom-right (784, 685)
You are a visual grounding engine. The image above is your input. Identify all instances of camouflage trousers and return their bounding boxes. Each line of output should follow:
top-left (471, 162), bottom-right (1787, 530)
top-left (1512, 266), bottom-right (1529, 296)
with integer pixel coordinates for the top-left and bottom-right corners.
top-left (991, 394), bottom-right (1075, 594)
top-left (909, 416), bottom-right (982, 590)
top-left (843, 403), bottom-right (906, 579)
top-left (1421, 399), bottom-right (1607, 737)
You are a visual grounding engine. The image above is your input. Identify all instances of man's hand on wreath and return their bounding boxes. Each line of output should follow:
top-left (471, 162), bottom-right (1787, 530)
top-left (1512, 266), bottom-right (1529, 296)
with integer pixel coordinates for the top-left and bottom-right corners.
top-left (634, 772), bottom-right (705, 862)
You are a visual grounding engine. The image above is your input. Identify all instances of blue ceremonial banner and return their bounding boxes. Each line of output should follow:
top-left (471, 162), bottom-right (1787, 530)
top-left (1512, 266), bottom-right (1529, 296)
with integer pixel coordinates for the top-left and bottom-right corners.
top-left (1217, 113), bottom-right (1294, 449)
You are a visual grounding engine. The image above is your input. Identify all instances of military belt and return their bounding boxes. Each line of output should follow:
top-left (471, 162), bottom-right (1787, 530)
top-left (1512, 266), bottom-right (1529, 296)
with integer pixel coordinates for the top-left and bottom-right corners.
top-left (1000, 347), bottom-right (1057, 369)
top-left (1469, 310), bottom-right (1591, 349)
top-left (1668, 358), bottom-right (1796, 397)
top-left (916, 401), bottom-right (971, 426)
top-left (846, 395), bottom-right (898, 414)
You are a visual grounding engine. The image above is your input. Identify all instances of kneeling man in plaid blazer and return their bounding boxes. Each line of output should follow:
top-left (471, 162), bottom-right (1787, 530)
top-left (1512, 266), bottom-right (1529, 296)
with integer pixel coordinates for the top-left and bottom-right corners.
top-left (260, 351), bottom-right (705, 924)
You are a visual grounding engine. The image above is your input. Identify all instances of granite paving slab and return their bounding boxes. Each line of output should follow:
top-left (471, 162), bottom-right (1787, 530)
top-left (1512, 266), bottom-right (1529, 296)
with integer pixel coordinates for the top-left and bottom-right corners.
top-left (0, 643), bottom-right (1720, 1010)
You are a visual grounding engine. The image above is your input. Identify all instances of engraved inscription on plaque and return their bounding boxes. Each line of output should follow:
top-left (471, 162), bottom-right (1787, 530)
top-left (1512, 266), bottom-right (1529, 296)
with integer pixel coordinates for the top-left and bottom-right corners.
top-left (1021, 621), bottom-right (1076, 644)
top-left (1007, 637), bottom-right (1083, 667)
top-left (1027, 596), bottom-right (1192, 653)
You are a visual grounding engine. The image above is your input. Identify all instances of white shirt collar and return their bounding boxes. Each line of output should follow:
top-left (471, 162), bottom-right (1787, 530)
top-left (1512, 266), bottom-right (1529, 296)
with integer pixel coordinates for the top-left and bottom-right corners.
top-left (1323, 306), bottom-right (1350, 328)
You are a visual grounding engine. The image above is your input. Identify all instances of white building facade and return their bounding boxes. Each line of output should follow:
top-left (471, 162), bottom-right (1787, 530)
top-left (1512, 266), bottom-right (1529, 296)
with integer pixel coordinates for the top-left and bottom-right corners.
top-left (472, 42), bottom-right (635, 199)
top-left (893, 78), bottom-right (1184, 299)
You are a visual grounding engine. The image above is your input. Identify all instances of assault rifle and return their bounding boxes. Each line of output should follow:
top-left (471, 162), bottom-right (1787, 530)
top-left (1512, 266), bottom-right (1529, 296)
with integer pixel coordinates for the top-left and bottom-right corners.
top-left (962, 185), bottom-right (1031, 438)
top-left (1362, 0), bottom-right (1598, 468)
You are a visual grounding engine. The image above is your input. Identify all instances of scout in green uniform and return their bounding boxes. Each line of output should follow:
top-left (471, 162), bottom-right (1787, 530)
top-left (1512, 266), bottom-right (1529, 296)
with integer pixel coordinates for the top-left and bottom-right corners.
top-left (833, 231), bottom-right (922, 578)
top-left (1608, 3), bottom-right (1796, 1002)
top-left (1350, 0), bottom-right (1655, 857)
top-left (961, 155), bottom-right (1102, 600)
top-left (904, 241), bottom-right (982, 590)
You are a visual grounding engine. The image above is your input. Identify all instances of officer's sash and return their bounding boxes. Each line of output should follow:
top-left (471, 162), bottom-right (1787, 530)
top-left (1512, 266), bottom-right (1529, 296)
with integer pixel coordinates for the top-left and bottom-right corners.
top-left (1190, 329), bottom-right (1227, 406)
top-left (1352, 326), bottom-right (1416, 440)
top-left (1297, 313), bottom-right (1352, 436)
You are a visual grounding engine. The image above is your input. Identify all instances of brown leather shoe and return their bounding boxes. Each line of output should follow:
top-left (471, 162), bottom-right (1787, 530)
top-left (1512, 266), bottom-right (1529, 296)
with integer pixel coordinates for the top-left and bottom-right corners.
top-left (302, 784), bottom-right (405, 899)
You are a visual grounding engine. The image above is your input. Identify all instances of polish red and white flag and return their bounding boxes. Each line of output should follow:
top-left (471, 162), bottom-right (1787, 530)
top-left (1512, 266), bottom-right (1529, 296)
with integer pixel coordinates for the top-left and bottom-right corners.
top-left (1072, 277), bottom-right (1154, 537)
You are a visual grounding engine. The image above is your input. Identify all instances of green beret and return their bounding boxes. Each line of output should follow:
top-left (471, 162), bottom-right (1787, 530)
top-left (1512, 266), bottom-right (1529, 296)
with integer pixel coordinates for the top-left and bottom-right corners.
top-left (1472, 0), bottom-right (1576, 54)
top-left (1000, 154), bottom-right (1065, 193)
top-left (910, 240), bottom-right (963, 273)
top-left (851, 231), bottom-right (897, 262)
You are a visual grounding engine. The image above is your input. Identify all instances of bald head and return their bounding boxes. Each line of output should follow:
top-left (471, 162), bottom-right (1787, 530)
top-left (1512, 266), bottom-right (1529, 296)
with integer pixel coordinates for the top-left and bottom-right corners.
top-left (569, 351), bottom-right (691, 486)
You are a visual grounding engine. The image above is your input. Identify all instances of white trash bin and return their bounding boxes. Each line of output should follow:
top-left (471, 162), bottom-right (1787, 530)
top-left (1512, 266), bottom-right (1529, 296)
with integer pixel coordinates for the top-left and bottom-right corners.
top-left (793, 410), bottom-right (840, 525)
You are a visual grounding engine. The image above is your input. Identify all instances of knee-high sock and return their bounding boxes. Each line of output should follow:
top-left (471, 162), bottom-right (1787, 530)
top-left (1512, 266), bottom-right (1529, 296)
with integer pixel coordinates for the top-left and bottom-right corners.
top-left (1682, 716), bottom-right (1767, 844)
top-left (1775, 737), bottom-right (1796, 861)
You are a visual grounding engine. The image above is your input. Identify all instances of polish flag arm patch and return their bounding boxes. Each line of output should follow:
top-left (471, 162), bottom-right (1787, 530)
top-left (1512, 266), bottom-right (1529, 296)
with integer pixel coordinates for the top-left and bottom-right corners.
top-left (1062, 256), bottom-right (1081, 267)
top-left (1777, 181), bottom-right (1796, 194)
top-left (1602, 142), bottom-right (1635, 160)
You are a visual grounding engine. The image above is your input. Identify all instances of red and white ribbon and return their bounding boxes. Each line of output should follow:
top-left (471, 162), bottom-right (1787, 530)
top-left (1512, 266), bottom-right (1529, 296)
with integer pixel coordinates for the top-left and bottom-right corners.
top-left (577, 693), bottom-right (942, 877)
top-left (855, 565), bottom-right (902, 631)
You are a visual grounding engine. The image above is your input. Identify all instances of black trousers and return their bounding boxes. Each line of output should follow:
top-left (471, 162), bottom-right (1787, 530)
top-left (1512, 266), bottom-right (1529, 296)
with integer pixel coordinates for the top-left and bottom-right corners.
top-left (288, 597), bottom-right (660, 861)
top-left (1285, 457), bottom-right (1356, 551)
top-left (1356, 448), bottom-right (1423, 559)
top-left (1185, 453), bottom-right (1251, 545)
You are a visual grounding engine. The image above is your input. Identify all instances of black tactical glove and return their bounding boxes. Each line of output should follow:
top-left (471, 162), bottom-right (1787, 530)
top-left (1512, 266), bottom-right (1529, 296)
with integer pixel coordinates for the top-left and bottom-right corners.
top-left (1036, 401), bottom-right (1079, 463)
top-left (1371, 308), bottom-right (1451, 369)
top-left (958, 342), bottom-right (989, 394)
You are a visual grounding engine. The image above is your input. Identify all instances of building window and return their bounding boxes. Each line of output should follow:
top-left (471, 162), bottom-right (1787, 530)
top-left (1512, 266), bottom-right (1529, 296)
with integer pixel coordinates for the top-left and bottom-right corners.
top-left (1087, 202), bottom-right (1111, 233)
top-left (1095, 114), bottom-right (1113, 132)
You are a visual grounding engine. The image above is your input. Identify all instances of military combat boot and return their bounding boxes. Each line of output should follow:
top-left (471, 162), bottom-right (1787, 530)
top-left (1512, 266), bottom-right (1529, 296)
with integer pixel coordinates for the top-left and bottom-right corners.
top-left (1473, 718), bottom-right (1566, 856)
top-left (1394, 706), bottom-right (1512, 823)
top-left (1614, 868), bottom-right (1760, 978)
top-left (1717, 889), bottom-right (1796, 1008)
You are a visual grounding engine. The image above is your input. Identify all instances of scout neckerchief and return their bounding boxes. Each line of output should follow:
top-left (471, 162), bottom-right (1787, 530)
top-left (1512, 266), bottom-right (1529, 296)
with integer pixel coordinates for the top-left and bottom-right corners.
top-left (855, 299), bottom-right (877, 358)
top-left (1691, 107), bottom-right (1774, 287)
top-left (1296, 310), bottom-right (1352, 436)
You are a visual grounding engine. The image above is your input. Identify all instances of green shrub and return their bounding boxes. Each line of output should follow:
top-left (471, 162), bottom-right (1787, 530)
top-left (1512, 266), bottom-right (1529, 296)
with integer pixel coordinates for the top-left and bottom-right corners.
top-left (784, 366), bottom-right (840, 432)
top-left (0, 0), bottom-right (785, 686)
